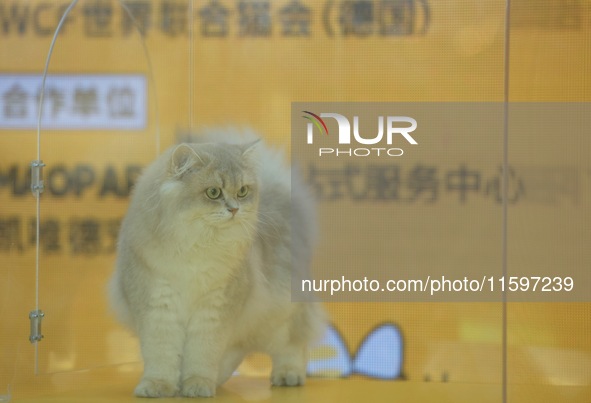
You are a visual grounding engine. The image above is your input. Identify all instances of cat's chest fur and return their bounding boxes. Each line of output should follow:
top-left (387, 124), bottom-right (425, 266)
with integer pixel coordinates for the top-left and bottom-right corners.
top-left (142, 229), bottom-right (252, 303)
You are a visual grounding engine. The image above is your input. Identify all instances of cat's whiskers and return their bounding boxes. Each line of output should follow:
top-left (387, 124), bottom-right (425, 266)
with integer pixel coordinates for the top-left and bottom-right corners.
top-left (239, 219), bottom-right (263, 242)
top-left (144, 187), bottom-right (162, 212)
top-left (153, 214), bottom-right (167, 234)
top-left (254, 211), bottom-right (283, 238)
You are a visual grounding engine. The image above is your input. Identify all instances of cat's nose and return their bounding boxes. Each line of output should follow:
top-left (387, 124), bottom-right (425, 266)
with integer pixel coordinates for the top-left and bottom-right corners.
top-left (228, 207), bottom-right (239, 217)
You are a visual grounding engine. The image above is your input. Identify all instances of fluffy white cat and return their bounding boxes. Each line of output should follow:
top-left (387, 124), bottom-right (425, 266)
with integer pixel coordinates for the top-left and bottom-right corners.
top-left (109, 130), bottom-right (325, 397)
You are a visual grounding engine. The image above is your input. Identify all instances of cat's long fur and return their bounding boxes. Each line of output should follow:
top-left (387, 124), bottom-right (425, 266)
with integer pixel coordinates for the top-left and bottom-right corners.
top-left (109, 130), bottom-right (325, 397)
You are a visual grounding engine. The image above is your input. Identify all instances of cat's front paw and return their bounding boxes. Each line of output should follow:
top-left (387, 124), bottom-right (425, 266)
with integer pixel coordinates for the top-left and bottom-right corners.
top-left (181, 375), bottom-right (217, 397)
top-left (271, 367), bottom-right (306, 387)
top-left (134, 377), bottom-right (178, 397)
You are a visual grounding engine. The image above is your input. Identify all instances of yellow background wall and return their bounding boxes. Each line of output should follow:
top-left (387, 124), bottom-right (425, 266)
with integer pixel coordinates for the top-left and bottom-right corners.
top-left (0, 0), bottom-right (589, 399)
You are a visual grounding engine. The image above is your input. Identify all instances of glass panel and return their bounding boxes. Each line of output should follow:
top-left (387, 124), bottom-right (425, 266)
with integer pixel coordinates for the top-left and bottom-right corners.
top-left (507, 1), bottom-right (591, 399)
top-left (0, 0), bottom-right (589, 401)
top-left (288, 0), bottom-right (506, 391)
top-left (0, 0), bottom-right (160, 378)
top-left (1, 0), bottom-right (508, 397)
top-left (34, 7), bottom-right (160, 376)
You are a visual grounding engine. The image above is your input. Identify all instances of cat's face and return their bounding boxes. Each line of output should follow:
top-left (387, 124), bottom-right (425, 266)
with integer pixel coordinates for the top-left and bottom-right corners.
top-left (159, 142), bottom-right (260, 233)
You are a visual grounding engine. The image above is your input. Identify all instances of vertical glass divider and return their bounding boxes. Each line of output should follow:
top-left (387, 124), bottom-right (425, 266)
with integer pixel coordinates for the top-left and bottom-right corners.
top-left (32, 0), bottom-right (80, 376)
top-left (502, 0), bottom-right (512, 402)
top-left (189, 0), bottom-right (196, 134)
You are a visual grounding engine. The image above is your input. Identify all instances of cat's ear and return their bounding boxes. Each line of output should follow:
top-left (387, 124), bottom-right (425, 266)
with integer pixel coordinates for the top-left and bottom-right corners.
top-left (238, 139), bottom-right (261, 170)
top-left (169, 143), bottom-right (206, 179)
top-left (240, 139), bottom-right (260, 157)
top-left (239, 139), bottom-right (261, 168)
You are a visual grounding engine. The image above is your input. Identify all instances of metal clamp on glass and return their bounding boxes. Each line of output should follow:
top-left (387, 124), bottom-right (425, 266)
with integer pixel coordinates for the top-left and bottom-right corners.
top-left (29, 310), bottom-right (45, 344)
top-left (30, 160), bottom-right (46, 197)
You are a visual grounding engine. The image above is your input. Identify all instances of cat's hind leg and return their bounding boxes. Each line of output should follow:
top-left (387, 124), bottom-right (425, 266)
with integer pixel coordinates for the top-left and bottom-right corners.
top-left (265, 322), bottom-right (308, 386)
top-left (270, 344), bottom-right (307, 386)
top-left (217, 348), bottom-right (246, 386)
top-left (267, 304), bottom-right (325, 387)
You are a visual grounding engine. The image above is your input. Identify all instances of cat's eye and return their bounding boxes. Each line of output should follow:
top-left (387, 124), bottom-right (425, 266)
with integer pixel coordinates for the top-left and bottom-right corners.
top-left (237, 186), bottom-right (249, 198)
top-left (206, 187), bottom-right (222, 200)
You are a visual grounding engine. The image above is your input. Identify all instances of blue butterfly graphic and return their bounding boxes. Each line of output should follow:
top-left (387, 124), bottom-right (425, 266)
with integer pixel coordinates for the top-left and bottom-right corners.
top-left (307, 323), bottom-right (404, 380)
